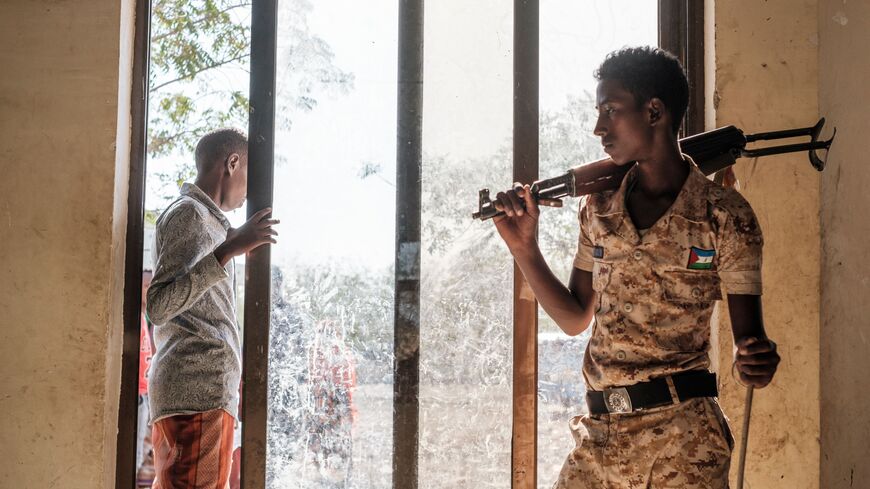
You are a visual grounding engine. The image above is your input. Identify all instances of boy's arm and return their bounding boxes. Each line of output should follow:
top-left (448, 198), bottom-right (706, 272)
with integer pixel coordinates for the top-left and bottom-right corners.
top-left (728, 294), bottom-right (780, 388)
top-left (146, 204), bottom-right (229, 325)
top-left (494, 184), bottom-right (596, 336)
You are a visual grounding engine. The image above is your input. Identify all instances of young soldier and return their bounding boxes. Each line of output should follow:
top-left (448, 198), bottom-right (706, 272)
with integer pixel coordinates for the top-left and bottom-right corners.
top-left (493, 47), bottom-right (780, 487)
top-left (146, 128), bottom-right (278, 489)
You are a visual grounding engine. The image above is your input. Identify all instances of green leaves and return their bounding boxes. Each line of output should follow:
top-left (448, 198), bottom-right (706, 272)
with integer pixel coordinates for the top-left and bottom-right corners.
top-left (149, 0), bottom-right (250, 90)
top-left (147, 0), bottom-right (352, 205)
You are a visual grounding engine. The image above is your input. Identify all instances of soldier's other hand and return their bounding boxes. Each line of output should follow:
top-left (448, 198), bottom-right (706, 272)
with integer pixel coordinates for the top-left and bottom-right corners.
top-left (734, 336), bottom-right (780, 388)
top-left (492, 183), bottom-right (539, 252)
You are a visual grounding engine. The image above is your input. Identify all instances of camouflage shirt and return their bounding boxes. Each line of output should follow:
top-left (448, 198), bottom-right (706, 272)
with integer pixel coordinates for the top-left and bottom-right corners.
top-left (574, 156), bottom-right (763, 390)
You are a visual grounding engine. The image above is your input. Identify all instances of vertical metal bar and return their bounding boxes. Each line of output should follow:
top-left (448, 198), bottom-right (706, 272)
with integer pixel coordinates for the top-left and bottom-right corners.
top-left (393, 1), bottom-right (423, 488)
top-left (242, 0), bottom-right (277, 487)
top-left (513, 1), bottom-right (538, 488)
top-left (115, 0), bottom-right (151, 487)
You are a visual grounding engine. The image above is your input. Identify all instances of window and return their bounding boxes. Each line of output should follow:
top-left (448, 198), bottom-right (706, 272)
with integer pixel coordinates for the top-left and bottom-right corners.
top-left (267, 2), bottom-right (397, 487)
top-left (117, 1), bottom-right (704, 488)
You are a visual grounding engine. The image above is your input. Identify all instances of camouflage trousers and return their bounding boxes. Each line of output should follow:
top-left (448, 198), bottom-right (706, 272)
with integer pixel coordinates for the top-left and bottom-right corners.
top-left (554, 397), bottom-right (733, 489)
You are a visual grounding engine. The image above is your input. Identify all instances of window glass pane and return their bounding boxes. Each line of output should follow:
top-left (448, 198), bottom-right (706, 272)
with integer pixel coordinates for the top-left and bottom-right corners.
top-left (537, 2), bottom-right (657, 487)
top-left (421, 1), bottom-right (513, 487)
top-left (268, 1), bottom-right (397, 488)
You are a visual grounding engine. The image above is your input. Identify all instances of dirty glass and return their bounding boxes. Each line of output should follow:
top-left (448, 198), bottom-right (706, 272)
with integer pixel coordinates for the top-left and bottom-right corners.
top-left (536, 2), bottom-right (657, 486)
top-left (267, 1), bottom-right (397, 488)
top-left (419, 1), bottom-right (514, 487)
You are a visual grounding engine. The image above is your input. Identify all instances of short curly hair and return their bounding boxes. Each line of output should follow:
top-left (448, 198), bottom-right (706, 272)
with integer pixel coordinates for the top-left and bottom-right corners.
top-left (195, 127), bottom-right (248, 173)
top-left (594, 46), bottom-right (688, 134)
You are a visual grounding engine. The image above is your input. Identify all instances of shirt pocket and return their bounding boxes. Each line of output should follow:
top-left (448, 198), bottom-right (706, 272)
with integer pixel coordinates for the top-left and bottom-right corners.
top-left (662, 269), bottom-right (723, 303)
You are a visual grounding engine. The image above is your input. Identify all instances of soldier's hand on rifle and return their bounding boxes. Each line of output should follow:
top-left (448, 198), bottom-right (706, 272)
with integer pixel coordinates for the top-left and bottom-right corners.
top-left (492, 183), bottom-right (539, 253)
top-left (734, 336), bottom-right (780, 388)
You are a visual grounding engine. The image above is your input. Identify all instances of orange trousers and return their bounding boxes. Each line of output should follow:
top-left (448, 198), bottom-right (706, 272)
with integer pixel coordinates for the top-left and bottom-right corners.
top-left (151, 409), bottom-right (235, 489)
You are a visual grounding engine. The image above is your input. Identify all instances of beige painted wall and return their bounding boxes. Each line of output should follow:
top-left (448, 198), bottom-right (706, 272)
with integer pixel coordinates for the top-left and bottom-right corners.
top-left (712, 1), bottom-right (821, 487)
top-left (819, 1), bottom-right (870, 487)
top-left (1, 1), bottom-right (866, 488)
top-left (0, 1), bottom-right (135, 488)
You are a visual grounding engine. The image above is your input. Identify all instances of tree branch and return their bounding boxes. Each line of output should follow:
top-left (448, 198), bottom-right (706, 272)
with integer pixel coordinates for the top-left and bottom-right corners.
top-left (150, 53), bottom-right (249, 92)
top-left (151, 2), bottom-right (252, 43)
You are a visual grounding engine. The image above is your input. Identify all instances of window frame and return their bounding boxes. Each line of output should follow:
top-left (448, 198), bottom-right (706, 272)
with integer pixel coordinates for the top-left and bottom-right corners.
top-left (115, 1), bottom-right (704, 488)
top-left (114, 0), bottom-right (152, 486)
top-left (393, 1), bottom-right (424, 488)
top-left (238, 0), bottom-right (278, 487)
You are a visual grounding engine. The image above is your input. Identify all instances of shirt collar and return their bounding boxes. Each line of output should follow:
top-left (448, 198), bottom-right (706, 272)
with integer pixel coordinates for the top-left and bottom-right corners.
top-left (180, 182), bottom-right (231, 230)
top-left (664, 154), bottom-right (710, 223)
top-left (593, 154), bottom-right (709, 243)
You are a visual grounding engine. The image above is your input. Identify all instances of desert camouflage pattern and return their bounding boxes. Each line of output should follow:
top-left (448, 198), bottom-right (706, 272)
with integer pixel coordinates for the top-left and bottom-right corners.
top-left (573, 156), bottom-right (763, 391)
top-left (554, 397), bottom-right (733, 488)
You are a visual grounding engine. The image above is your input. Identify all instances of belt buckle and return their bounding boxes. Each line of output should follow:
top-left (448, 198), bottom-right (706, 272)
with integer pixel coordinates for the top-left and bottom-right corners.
top-left (603, 387), bottom-right (633, 414)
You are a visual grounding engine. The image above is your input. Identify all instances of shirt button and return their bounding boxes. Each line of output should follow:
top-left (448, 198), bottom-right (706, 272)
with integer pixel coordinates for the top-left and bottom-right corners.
top-left (623, 302), bottom-right (634, 313)
top-left (632, 249), bottom-right (643, 260)
top-left (691, 287), bottom-right (702, 299)
top-left (615, 350), bottom-right (627, 361)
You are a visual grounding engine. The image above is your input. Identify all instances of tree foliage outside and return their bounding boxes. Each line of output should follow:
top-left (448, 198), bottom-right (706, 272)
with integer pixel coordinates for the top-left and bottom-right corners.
top-left (148, 0), bottom-right (353, 201)
top-left (264, 96), bottom-right (603, 488)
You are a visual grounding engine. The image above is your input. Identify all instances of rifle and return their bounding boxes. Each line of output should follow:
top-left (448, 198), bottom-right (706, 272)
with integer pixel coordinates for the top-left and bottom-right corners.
top-left (472, 118), bottom-right (836, 221)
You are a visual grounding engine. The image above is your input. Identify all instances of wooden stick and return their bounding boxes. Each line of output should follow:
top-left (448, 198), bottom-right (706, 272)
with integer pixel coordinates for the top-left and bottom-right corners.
top-left (736, 386), bottom-right (754, 489)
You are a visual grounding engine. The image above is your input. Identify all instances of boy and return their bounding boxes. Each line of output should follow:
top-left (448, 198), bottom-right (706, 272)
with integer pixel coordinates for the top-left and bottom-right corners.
top-left (493, 47), bottom-right (780, 487)
top-left (146, 128), bottom-right (278, 489)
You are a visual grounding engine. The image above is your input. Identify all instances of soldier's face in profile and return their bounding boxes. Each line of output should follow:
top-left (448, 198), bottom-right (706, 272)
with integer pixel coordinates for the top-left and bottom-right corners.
top-left (593, 79), bottom-right (655, 166)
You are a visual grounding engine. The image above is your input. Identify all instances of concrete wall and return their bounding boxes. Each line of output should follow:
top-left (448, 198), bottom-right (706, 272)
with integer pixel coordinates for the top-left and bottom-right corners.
top-left (0, 1), bottom-right (135, 488)
top-left (712, 1), bottom-right (821, 487)
top-left (819, 1), bottom-right (870, 487)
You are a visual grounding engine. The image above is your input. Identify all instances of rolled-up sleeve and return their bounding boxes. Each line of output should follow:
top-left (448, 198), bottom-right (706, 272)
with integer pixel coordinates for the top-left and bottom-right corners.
top-left (573, 199), bottom-right (595, 272)
top-left (717, 194), bottom-right (763, 296)
top-left (146, 203), bottom-right (228, 325)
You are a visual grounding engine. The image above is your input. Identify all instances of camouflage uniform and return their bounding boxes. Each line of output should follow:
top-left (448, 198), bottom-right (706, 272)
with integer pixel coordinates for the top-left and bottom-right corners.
top-left (555, 156), bottom-right (762, 488)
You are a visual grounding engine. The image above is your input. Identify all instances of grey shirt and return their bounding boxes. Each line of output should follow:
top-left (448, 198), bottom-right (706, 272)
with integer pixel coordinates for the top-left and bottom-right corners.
top-left (146, 183), bottom-right (241, 422)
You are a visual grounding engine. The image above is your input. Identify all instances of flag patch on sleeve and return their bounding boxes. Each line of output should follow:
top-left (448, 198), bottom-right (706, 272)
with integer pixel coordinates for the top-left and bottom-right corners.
top-left (687, 247), bottom-right (715, 270)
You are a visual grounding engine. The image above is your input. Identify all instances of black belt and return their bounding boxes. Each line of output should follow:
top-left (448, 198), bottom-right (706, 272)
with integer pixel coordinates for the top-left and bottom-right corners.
top-left (586, 370), bottom-right (718, 415)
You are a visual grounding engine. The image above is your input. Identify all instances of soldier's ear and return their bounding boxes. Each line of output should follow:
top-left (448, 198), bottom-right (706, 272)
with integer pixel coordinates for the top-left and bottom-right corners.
top-left (647, 98), bottom-right (666, 126)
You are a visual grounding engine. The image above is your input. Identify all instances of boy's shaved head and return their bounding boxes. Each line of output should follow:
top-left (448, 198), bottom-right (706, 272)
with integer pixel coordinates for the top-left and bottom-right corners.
top-left (595, 46), bottom-right (688, 134)
top-left (195, 128), bottom-right (248, 174)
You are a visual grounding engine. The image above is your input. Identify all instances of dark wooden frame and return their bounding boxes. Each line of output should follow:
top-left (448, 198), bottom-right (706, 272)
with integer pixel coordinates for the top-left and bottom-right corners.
top-left (117, 1), bottom-right (705, 488)
top-left (512, 1), bottom-right (540, 489)
top-left (659, 0), bottom-right (706, 136)
top-left (240, 0), bottom-right (279, 487)
top-left (393, 1), bottom-right (424, 488)
top-left (114, 0), bottom-right (152, 486)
